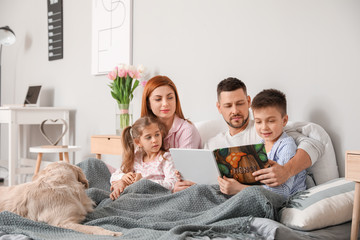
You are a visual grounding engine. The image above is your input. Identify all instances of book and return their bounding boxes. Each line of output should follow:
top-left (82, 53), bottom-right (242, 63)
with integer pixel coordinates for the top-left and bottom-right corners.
top-left (170, 143), bottom-right (270, 185)
top-left (213, 143), bottom-right (270, 185)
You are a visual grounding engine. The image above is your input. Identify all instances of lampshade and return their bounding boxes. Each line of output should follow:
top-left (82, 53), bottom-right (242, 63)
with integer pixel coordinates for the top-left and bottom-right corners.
top-left (0, 26), bottom-right (16, 46)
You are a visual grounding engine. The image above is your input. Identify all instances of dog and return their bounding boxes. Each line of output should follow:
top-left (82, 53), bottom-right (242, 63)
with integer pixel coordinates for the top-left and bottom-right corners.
top-left (0, 161), bottom-right (122, 236)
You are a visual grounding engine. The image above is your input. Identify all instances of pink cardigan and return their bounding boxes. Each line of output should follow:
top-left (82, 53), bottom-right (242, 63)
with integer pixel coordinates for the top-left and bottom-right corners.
top-left (164, 115), bottom-right (202, 149)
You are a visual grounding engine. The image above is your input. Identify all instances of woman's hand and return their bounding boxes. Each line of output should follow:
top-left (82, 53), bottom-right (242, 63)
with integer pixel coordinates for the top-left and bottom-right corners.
top-left (217, 176), bottom-right (248, 195)
top-left (173, 180), bottom-right (195, 193)
top-left (175, 170), bottom-right (182, 181)
top-left (110, 180), bottom-right (128, 200)
top-left (122, 172), bottom-right (137, 185)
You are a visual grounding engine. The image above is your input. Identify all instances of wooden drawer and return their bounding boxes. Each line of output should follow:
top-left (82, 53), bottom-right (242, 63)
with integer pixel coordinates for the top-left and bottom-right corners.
top-left (346, 151), bottom-right (360, 182)
top-left (91, 135), bottom-right (122, 156)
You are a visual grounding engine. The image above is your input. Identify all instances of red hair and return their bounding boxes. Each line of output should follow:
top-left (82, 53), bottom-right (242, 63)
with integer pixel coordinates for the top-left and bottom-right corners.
top-left (141, 75), bottom-right (185, 119)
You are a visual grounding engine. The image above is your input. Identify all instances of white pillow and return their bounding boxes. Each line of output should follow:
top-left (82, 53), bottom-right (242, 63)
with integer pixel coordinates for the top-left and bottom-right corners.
top-left (285, 121), bottom-right (339, 185)
top-left (280, 178), bottom-right (355, 231)
top-left (194, 119), bottom-right (228, 148)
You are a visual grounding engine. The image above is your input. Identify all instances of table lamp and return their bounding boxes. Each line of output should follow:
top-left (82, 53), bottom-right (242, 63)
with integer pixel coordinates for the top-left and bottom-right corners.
top-left (0, 26), bottom-right (16, 107)
top-left (0, 26), bottom-right (16, 183)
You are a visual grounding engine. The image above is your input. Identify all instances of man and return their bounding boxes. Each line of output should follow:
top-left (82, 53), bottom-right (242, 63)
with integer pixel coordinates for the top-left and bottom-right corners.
top-left (174, 77), bottom-right (323, 194)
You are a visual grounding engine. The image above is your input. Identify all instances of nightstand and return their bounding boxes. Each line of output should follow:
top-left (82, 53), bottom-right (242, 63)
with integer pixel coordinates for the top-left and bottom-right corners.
top-left (345, 151), bottom-right (360, 240)
top-left (90, 135), bottom-right (122, 159)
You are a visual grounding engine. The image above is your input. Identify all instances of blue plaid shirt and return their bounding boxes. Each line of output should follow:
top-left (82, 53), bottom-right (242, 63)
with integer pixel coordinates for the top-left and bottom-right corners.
top-left (261, 132), bottom-right (307, 198)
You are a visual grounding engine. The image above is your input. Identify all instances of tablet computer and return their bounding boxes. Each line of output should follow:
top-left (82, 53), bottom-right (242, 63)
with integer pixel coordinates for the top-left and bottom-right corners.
top-left (170, 148), bottom-right (220, 185)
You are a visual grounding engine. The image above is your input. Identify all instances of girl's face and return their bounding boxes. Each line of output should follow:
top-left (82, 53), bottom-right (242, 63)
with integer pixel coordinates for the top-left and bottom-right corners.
top-left (136, 123), bottom-right (162, 154)
top-left (148, 85), bottom-right (176, 121)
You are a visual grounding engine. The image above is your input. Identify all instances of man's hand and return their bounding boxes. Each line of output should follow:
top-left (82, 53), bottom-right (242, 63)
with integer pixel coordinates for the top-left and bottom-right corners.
top-left (173, 180), bottom-right (195, 193)
top-left (218, 176), bottom-right (248, 195)
top-left (252, 160), bottom-right (291, 187)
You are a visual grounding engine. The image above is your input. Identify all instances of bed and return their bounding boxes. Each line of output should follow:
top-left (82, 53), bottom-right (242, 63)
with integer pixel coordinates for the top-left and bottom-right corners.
top-left (0, 120), bottom-right (357, 240)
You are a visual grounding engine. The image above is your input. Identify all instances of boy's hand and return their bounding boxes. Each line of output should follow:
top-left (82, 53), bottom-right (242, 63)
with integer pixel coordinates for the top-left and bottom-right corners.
top-left (110, 180), bottom-right (128, 200)
top-left (252, 160), bottom-right (290, 187)
top-left (218, 176), bottom-right (248, 195)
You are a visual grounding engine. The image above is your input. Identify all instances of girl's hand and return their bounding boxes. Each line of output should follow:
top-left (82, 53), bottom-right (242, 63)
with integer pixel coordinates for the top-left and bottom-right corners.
top-left (122, 172), bottom-right (136, 184)
top-left (134, 173), bottom-right (142, 182)
top-left (110, 180), bottom-right (128, 200)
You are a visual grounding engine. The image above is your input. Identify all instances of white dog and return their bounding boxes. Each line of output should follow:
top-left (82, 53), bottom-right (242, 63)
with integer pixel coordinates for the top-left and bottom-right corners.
top-left (0, 161), bottom-right (122, 236)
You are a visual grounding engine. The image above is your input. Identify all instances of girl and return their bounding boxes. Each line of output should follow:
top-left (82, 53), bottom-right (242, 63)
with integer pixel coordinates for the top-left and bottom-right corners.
top-left (110, 116), bottom-right (178, 200)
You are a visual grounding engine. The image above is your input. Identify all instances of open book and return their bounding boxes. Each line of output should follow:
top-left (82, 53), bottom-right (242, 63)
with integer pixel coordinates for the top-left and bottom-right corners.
top-left (170, 143), bottom-right (270, 185)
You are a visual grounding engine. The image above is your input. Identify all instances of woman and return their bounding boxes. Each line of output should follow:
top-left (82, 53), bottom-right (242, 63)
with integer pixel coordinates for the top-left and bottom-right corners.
top-left (79, 75), bottom-right (199, 192)
top-left (141, 76), bottom-right (200, 192)
top-left (141, 75), bottom-right (201, 149)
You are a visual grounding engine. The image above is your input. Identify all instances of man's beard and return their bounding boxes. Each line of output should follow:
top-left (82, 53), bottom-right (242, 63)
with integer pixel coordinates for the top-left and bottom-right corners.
top-left (225, 114), bottom-right (249, 129)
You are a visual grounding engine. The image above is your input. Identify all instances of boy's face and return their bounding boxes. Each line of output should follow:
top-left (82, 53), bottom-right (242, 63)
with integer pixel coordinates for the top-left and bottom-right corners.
top-left (216, 88), bottom-right (251, 135)
top-left (253, 106), bottom-right (288, 144)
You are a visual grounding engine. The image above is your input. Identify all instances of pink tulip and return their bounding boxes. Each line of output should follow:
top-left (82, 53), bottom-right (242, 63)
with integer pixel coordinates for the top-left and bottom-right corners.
top-left (107, 71), bottom-right (117, 80)
top-left (128, 70), bottom-right (136, 79)
top-left (118, 68), bottom-right (127, 78)
top-left (140, 80), bottom-right (148, 87)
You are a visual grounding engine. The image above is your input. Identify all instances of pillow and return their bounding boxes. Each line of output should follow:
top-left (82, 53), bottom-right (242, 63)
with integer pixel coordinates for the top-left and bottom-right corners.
top-left (285, 121), bottom-right (339, 185)
top-left (194, 119), bottom-right (228, 148)
top-left (279, 178), bottom-right (355, 231)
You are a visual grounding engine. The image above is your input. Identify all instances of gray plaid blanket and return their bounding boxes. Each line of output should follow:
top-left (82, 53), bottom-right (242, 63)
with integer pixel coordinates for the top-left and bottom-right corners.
top-left (0, 159), bottom-right (285, 240)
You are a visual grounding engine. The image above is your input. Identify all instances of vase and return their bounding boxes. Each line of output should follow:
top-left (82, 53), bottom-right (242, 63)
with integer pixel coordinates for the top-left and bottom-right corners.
top-left (116, 103), bottom-right (133, 135)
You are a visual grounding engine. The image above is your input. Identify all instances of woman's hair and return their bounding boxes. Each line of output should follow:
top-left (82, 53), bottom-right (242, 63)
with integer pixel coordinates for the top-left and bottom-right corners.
top-left (121, 116), bottom-right (168, 173)
top-left (140, 75), bottom-right (185, 119)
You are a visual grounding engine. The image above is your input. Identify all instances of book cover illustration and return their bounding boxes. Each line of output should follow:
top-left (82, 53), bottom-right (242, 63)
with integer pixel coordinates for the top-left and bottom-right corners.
top-left (213, 143), bottom-right (270, 185)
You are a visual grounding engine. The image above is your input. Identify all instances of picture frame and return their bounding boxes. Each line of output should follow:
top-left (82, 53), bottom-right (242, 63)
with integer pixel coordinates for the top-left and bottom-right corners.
top-left (24, 85), bottom-right (42, 107)
top-left (91, 0), bottom-right (133, 75)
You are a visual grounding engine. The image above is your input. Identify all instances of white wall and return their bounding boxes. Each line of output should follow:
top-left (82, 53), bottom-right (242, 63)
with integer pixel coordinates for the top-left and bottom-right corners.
top-left (0, 0), bottom-right (359, 176)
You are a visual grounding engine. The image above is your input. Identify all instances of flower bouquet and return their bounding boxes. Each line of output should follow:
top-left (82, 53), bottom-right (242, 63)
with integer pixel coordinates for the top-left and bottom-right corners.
top-left (107, 64), bottom-right (147, 133)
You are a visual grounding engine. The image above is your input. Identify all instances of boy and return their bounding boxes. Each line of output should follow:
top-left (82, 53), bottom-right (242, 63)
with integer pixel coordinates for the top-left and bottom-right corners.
top-left (251, 88), bottom-right (306, 197)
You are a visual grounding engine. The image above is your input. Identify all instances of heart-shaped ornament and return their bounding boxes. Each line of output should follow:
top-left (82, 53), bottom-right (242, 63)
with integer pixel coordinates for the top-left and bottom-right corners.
top-left (40, 119), bottom-right (68, 146)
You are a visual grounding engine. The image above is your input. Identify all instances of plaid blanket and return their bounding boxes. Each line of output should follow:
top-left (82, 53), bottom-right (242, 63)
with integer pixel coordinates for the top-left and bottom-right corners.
top-left (0, 159), bottom-right (285, 240)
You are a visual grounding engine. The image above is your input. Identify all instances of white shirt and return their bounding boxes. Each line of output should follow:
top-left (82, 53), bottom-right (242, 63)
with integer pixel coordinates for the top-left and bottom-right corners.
top-left (204, 120), bottom-right (260, 150)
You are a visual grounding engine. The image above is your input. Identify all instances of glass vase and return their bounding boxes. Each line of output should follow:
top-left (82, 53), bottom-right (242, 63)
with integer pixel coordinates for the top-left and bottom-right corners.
top-left (116, 103), bottom-right (133, 135)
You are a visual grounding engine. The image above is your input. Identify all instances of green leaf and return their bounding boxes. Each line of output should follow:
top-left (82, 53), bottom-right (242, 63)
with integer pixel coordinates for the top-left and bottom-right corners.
top-left (217, 163), bottom-right (230, 176)
top-left (217, 148), bottom-right (229, 157)
top-left (258, 153), bottom-right (268, 162)
top-left (131, 80), bottom-right (139, 93)
top-left (254, 143), bottom-right (264, 152)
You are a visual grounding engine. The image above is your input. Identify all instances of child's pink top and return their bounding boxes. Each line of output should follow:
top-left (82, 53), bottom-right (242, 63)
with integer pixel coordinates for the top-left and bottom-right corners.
top-left (110, 151), bottom-right (177, 191)
top-left (164, 115), bottom-right (202, 149)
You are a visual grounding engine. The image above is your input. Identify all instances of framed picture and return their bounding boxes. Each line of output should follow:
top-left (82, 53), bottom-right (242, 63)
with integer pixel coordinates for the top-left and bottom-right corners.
top-left (24, 85), bottom-right (42, 107)
top-left (91, 0), bottom-right (133, 75)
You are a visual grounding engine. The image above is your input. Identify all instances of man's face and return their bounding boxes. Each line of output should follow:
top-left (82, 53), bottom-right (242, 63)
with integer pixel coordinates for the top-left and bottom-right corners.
top-left (217, 88), bottom-right (251, 133)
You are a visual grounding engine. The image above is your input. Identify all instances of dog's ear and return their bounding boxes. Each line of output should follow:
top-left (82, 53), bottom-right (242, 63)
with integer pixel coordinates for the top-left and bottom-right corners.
top-left (75, 166), bottom-right (89, 189)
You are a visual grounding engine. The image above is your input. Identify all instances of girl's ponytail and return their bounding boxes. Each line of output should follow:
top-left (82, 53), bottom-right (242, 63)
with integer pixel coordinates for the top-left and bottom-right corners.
top-left (120, 126), bottom-right (135, 173)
